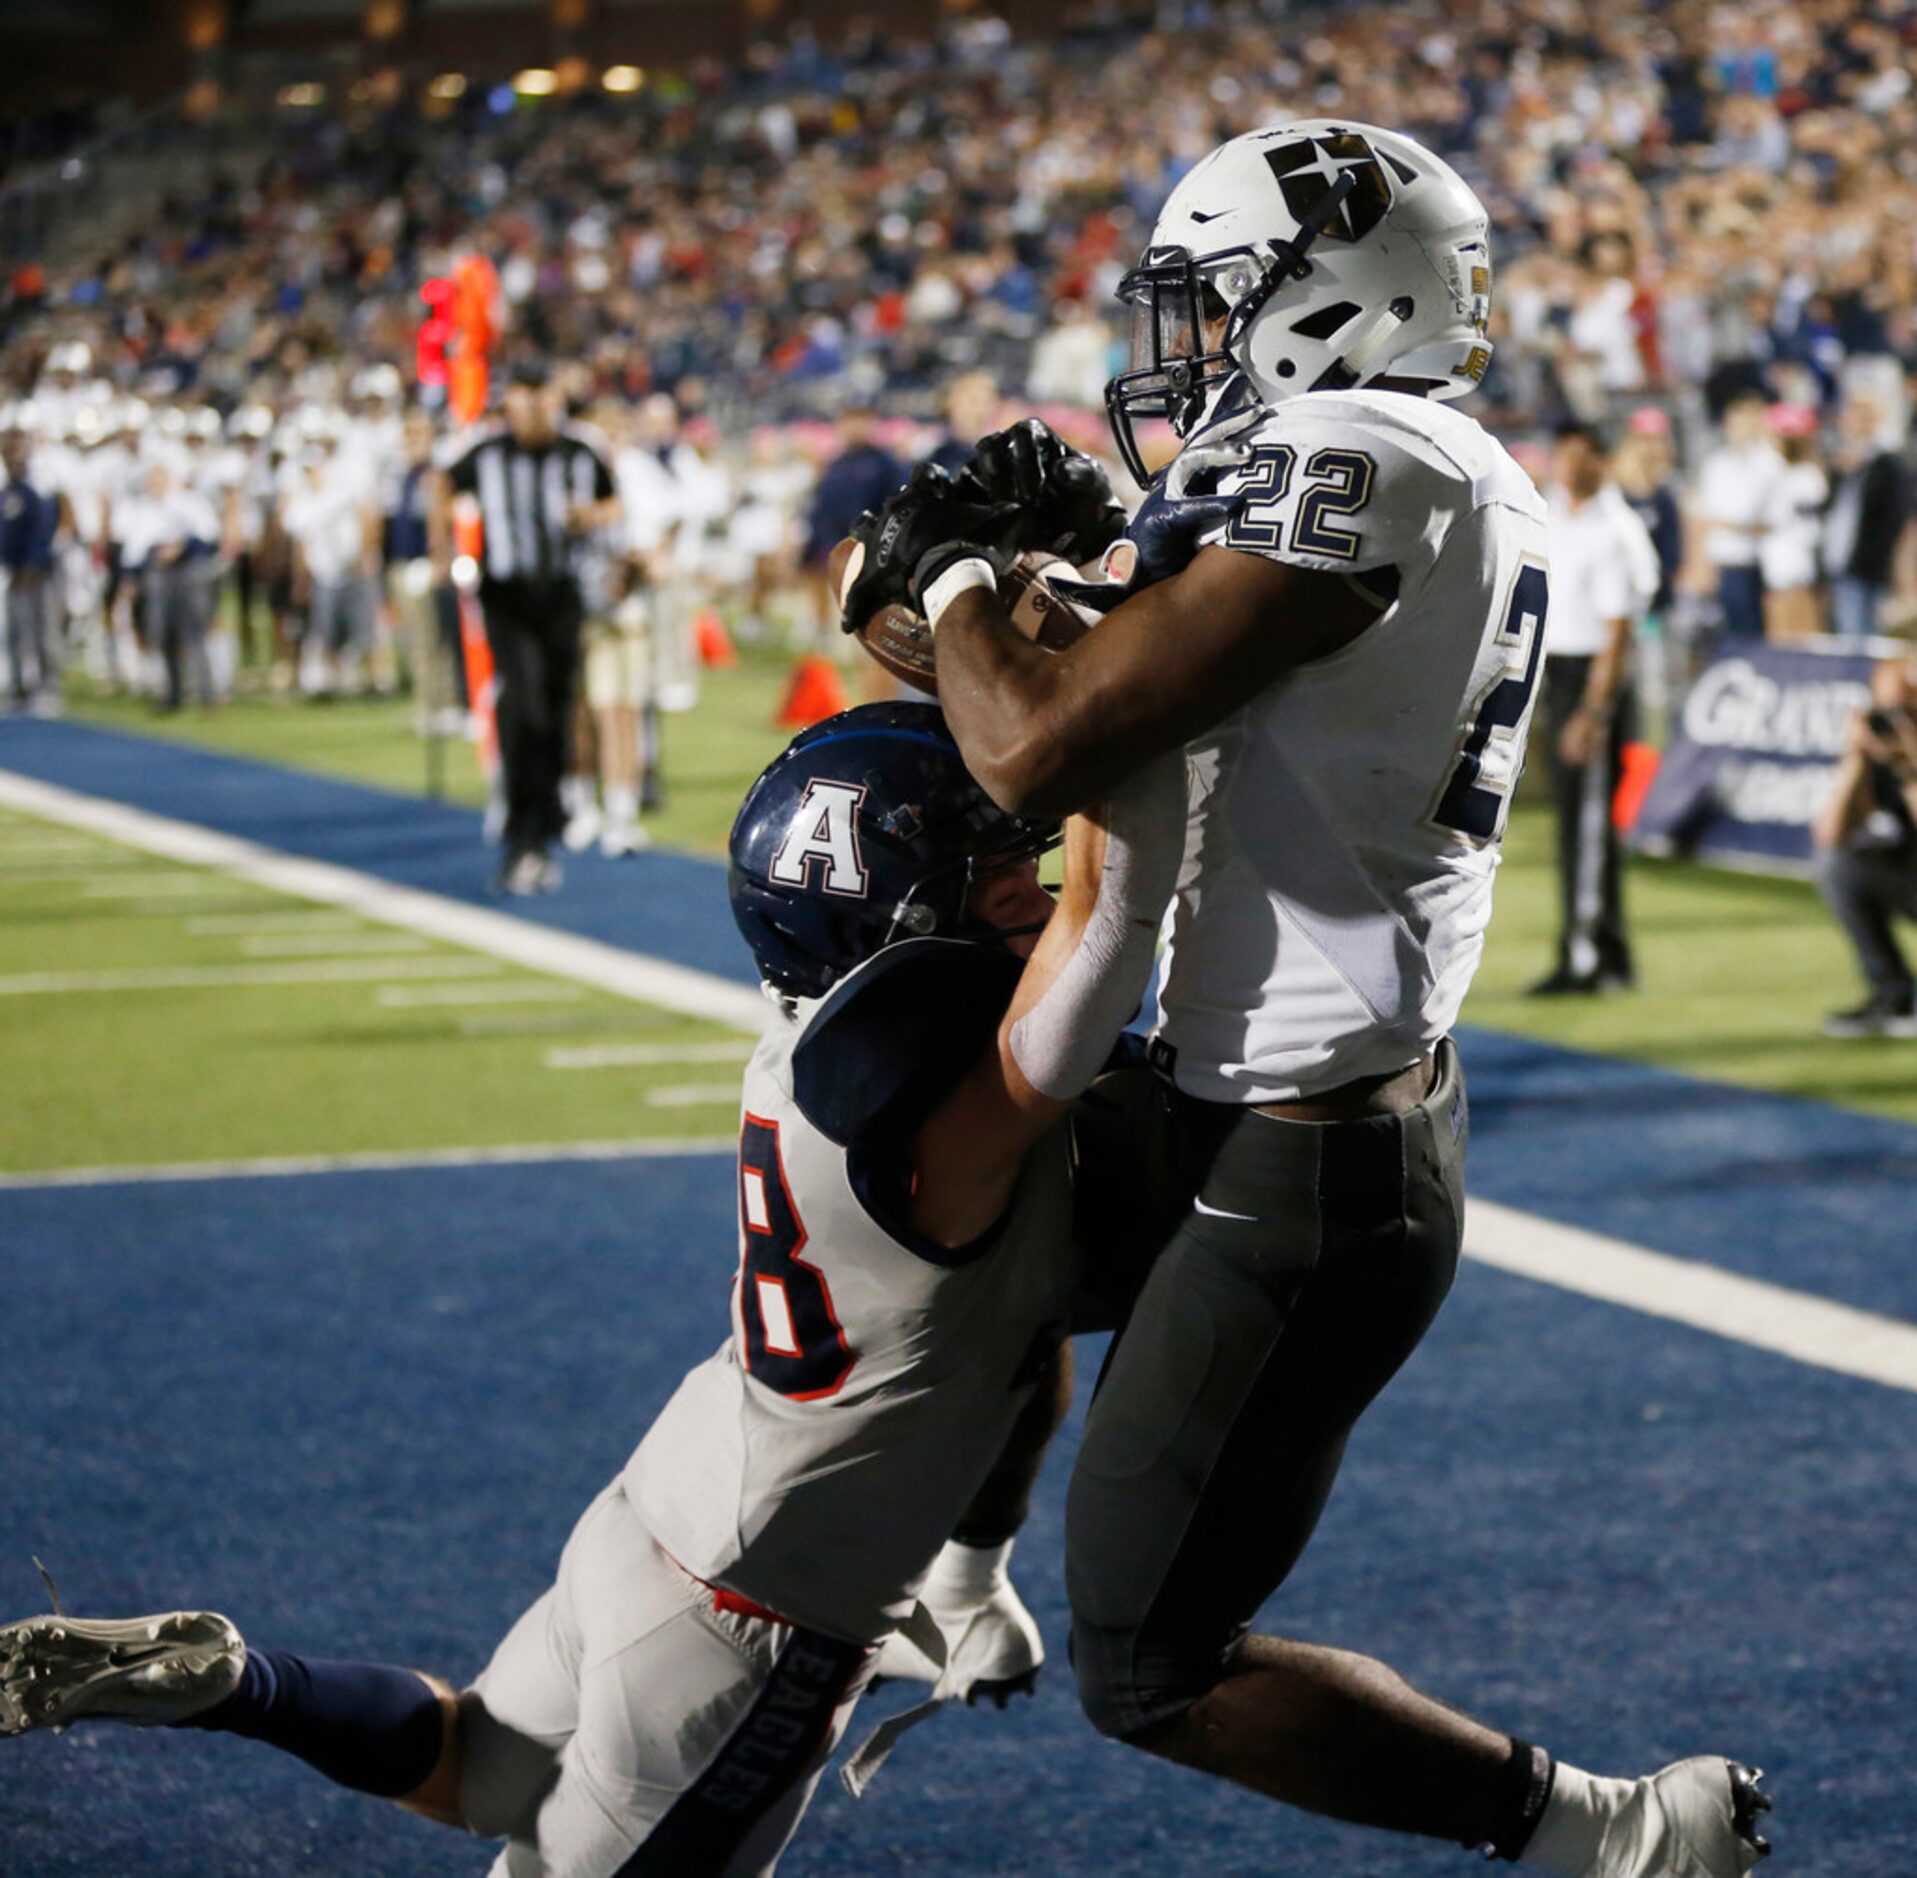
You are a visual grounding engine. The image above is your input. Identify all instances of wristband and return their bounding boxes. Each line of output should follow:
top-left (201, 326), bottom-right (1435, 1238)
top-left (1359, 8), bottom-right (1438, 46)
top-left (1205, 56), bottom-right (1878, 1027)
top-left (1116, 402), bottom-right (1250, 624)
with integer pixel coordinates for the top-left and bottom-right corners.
top-left (920, 555), bottom-right (998, 631)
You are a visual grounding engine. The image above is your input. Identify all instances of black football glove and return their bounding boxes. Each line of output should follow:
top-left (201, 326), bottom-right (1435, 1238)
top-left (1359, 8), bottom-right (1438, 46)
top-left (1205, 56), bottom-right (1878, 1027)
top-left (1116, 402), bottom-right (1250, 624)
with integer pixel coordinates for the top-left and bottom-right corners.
top-left (1125, 435), bottom-right (1259, 587)
top-left (838, 462), bottom-right (1024, 633)
top-left (959, 419), bottom-right (1128, 564)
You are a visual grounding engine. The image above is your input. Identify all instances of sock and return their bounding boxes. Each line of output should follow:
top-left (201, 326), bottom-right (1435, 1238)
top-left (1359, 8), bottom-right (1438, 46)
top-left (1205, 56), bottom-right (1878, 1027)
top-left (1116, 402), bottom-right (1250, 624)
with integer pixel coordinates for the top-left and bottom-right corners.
top-left (605, 784), bottom-right (638, 828)
top-left (561, 775), bottom-right (592, 819)
top-left (919, 1537), bottom-right (1014, 1614)
top-left (178, 1649), bottom-right (444, 1798)
top-left (1475, 1737), bottom-right (1558, 1862)
top-left (1519, 1761), bottom-right (1637, 1873)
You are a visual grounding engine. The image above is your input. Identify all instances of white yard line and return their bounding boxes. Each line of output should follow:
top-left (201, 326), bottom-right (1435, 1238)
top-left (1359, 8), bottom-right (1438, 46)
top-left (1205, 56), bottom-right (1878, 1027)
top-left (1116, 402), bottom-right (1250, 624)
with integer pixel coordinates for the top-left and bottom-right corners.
top-left (1466, 1199), bottom-right (1917, 1397)
top-left (0, 837), bottom-right (106, 859)
top-left (379, 981), bottom-right (586, 1008)
top-left (82, 873), bottom-right (259, 897)
top-left (545, 1040), bottom-right (758, 1070)
top-left (0, 771), bottom-right (768, 1032)
top-left (0, 1136), bottom-right (736, 1190)
top-left (644, 1084), bottom-right (745, 1108)
top-left (185, 911), bottom-right (365, 936)
top-left (238, 932), bottom-right (433, 957)
top-left (0, 956), bottom-right (500, 996)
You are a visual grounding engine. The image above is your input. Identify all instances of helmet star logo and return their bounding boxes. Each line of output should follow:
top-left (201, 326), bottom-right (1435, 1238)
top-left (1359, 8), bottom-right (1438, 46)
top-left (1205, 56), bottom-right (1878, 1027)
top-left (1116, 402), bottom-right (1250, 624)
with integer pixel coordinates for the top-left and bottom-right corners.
top-left (1262, 132), bottom-right (1392, 242)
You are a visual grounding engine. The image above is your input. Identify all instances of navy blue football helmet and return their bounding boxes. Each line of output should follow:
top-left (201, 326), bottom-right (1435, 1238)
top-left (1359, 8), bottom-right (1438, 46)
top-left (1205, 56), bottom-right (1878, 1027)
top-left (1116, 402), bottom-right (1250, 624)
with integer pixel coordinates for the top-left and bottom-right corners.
top-left (729, 703), bottom-right (1057, 1001)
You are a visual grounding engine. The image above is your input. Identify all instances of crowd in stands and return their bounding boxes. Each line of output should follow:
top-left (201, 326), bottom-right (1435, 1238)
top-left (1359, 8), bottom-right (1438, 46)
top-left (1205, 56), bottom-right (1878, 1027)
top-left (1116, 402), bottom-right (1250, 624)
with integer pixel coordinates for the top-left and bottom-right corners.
top-left (3, 0), bottom-right (1917, 701)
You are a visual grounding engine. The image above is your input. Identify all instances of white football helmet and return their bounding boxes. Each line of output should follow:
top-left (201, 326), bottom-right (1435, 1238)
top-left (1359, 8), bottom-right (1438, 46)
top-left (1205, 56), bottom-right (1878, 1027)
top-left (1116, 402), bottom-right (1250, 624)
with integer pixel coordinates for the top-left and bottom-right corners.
top-left (1105, 120), bottom-right (1495, 483)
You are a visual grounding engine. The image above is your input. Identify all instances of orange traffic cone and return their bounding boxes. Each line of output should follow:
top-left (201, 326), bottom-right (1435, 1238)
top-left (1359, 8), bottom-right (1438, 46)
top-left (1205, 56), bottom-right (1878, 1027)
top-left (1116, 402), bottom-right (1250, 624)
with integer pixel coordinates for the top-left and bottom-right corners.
top-left (694, 608), bottom-right (737, 669)
top-left (776, 655), bottom-right (849, 729)
top-left (1613, 741), bottom-right (1659, 832)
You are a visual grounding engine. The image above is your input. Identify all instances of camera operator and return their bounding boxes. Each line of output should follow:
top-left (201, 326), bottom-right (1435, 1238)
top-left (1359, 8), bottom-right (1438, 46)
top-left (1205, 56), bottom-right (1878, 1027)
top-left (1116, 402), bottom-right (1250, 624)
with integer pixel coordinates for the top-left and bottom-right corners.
top-left (1815, 656), bottom-right (1917, 1037)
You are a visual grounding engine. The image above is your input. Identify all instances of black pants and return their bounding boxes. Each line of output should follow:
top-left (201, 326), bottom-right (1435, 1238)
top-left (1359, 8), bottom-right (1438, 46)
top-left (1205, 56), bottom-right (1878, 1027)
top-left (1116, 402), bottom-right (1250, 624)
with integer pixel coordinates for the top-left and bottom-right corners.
top-left (1543, 654), bottom-right (1634, 982)
top-left (481, 577), bottom-right (583, 858)
top-left (1817, 844), bottom-right (1917, 999)
top-left (1064, 1047), bottom-right (1465, 1737)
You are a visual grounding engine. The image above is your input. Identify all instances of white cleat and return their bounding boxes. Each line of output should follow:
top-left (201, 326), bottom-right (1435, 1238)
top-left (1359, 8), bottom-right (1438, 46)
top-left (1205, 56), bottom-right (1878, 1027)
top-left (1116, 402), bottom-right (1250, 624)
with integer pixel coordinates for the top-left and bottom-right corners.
top-left (0, 1611), bottom-right (244, 1736)
top-left (875, 1546), bottom-right (1044, 1707)
top-left (1592, 1758), bottom-right (1772, 1876)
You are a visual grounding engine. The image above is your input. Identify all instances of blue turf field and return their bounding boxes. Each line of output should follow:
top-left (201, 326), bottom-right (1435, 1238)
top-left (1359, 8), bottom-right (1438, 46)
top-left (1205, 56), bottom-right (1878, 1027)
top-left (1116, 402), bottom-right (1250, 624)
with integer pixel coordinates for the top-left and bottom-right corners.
top-left (4, 723), bottom-right (1915, 1875)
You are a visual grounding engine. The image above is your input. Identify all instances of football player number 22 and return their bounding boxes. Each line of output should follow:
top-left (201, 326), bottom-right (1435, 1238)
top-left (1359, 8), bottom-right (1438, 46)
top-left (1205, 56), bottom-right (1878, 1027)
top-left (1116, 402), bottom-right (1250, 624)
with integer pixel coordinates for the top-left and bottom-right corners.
top-left (1434, 561), bottom-right (1550, 841)
top-left (737, 1115), bottom-right (856, 1400)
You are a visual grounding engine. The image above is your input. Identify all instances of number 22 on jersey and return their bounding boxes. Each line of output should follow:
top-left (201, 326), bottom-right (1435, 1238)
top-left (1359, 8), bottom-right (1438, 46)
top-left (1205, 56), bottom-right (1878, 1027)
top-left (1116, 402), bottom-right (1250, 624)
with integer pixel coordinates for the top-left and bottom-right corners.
top-left (736, 1115), bottom-right (856, 1400)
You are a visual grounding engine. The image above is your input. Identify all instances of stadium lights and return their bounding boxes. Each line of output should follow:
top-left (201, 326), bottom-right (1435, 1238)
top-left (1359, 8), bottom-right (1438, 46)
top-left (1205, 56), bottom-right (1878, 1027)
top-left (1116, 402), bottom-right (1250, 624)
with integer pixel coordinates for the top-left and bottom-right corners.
top-left (513, 68), bottom-right (559, 97)
top-left (277, 82), bottom-right (326, 109)
top-left (428, 73), bottom-right (467, 101)
top-left (602, 65), bottom-right (645, 93)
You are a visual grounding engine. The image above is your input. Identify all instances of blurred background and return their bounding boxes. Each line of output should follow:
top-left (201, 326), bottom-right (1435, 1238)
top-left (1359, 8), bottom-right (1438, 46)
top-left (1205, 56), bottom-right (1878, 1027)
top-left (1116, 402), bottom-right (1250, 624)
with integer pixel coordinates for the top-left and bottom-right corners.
top-left (2, 5), bottom-right (1915, 1875)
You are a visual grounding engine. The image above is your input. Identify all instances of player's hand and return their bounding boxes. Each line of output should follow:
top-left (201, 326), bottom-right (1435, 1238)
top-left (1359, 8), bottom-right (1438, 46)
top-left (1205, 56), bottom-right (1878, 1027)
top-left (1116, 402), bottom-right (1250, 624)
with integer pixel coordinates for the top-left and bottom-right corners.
top-left (1125, 436), bottom-right (1258, 589)
top-left (959, 419), bottom-right (1127, 564)
top-left (838, 463), bottom-right (1023, 633)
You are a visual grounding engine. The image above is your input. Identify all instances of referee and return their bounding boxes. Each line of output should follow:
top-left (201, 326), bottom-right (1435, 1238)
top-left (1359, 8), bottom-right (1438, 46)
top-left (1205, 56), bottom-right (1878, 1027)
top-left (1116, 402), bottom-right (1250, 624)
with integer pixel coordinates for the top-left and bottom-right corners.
top-left (435, 362), bottom-right (620, 894)
top-left (1532, 421), bottom-right (1658, 995)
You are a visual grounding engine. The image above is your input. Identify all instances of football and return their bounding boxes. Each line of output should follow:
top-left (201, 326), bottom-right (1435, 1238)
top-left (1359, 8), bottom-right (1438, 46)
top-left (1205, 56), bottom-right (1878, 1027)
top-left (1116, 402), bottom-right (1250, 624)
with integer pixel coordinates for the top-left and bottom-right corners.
top-left (832, 538), bottom-right (1112, 695)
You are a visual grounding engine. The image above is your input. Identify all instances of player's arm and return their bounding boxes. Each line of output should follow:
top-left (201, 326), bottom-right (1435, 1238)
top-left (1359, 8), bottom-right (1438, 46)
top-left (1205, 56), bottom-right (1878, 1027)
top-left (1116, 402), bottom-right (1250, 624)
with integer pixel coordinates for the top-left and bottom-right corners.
top-left (935, 545), bottom-right (1378, 819)
top-left (904, 755), bottom-right (1185, 1249)
top-left (1560, 610), bottom-right (1632, 767)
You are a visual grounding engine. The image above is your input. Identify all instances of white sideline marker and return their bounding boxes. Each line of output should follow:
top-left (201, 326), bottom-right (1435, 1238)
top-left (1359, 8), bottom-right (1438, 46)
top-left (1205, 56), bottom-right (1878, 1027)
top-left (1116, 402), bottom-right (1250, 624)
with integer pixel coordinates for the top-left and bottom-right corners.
top-left (546, 1040), bottom-right (757, 1070)
top-left (1465, 1199), bottom-right (1917, 1397)
top-left (0, 771), bottom-right (768, 1032)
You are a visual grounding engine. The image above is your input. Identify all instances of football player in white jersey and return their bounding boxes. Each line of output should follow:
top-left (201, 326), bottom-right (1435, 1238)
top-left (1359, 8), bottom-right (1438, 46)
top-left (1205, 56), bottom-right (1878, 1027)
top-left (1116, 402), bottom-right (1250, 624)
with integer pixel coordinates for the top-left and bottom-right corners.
top-left (843, 122), bottom-right (1769, 1877)
top-left (0, 704), bottom-right (1185, 1876)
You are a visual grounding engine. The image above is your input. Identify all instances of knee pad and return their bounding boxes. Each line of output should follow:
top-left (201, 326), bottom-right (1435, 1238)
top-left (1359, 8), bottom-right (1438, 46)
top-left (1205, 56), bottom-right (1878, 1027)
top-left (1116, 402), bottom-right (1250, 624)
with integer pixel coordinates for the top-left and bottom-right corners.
top-left (1068, 1613), bottom-right (1222, 1742)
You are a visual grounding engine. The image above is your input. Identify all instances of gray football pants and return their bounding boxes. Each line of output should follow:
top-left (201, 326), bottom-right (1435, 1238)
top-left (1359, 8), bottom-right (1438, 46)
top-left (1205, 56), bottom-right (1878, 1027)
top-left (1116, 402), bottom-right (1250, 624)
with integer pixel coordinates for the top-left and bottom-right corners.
top-left (1066, 1041), bottom-right (1467, 1739)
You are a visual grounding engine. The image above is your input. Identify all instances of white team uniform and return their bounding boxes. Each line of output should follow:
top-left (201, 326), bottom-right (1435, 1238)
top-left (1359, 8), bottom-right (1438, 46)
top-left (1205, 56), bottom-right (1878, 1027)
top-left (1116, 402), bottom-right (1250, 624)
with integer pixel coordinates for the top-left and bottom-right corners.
top-left (464, 952), bottom-right (1077, 1876)
top-left (1159, 389), bottom-right (1551, 1102)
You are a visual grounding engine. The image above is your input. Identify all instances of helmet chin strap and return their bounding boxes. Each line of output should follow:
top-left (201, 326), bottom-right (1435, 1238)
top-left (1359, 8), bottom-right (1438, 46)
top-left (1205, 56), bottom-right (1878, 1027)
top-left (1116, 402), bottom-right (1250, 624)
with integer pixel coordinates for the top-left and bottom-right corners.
top-left (1308, 296), bottom-right (1414, 394)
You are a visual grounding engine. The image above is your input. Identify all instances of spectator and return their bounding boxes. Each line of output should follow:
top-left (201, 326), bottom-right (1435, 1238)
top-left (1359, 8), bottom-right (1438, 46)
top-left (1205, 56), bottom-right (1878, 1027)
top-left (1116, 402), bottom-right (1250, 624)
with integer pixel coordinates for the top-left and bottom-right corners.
top-left (1822, 394), bottom-right (1909, 641)
top-left (281, 435), bottom-right (380, 698)
top-left (1, 431), bottom-right (64, 713)
top-left (922, 371), bottom-right (1001, 475)
top-left (1695, 393), bottom-right (1783, 641)
top-left (1814, 656), bottom-right (1917, 1037)
top-left (1760, 405), bottom-right (1828, 642)
top-left (386, 409), bottom-right (464, 733)
top-left (802, 401), bottom-right (903, 638)
top-left (1532, 421), bottom-right (1659, 996)
top-left (116, 458), bottom-right (220, 713)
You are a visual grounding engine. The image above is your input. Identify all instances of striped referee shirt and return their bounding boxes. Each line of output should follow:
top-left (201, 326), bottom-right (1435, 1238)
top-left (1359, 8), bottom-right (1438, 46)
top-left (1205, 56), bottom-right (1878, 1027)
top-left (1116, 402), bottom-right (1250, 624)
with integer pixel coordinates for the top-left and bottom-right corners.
top-left (444, 422), bottom-right (616, 584)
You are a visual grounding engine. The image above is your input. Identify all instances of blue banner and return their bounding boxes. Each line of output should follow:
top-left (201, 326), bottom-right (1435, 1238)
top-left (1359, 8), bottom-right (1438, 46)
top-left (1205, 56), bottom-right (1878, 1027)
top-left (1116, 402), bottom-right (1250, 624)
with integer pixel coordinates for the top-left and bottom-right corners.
top-left (1632, 640), bottom-right (1876, 871)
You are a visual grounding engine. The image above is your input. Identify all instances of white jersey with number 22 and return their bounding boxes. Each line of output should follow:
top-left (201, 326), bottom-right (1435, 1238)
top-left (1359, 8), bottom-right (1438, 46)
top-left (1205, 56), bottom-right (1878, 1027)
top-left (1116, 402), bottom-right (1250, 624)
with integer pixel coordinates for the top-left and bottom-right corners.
top-left (1161, 388), bottom-right (1551, 1102)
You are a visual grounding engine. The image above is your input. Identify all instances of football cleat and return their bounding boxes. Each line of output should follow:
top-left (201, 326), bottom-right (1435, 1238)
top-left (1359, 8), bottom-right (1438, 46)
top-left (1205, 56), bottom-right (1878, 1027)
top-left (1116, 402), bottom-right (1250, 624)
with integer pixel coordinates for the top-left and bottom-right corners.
top-left (0, 1611), bottom-right (244, 1736)
top-left (1594, 1758), bottom-right (1771, 1875)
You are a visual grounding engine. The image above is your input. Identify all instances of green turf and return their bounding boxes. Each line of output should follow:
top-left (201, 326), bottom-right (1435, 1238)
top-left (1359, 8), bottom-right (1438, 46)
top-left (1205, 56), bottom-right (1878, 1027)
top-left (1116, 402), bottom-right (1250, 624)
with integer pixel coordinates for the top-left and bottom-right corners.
top-left (1473, 808), bottom-right (1917, 1121)
top-left (0, 810), bottom-right (752, 1173)
top-left (53, 673), bottom-right (1917, 1133)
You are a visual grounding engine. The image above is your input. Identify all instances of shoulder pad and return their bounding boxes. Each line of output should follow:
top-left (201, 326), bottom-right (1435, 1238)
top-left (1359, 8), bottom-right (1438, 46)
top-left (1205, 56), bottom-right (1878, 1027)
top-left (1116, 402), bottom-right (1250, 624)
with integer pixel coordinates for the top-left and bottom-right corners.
top-left (791, 938), bottom-right (1022, 1146)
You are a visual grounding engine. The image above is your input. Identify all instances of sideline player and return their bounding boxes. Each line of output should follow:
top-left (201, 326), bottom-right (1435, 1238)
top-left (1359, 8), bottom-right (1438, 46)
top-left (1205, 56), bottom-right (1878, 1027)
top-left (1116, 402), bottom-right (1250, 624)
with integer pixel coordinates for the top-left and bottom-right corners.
top-left (845, 121), bottom-right (1770, 1876)
top-left (0, 703), bottom-right (1185, 1876)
